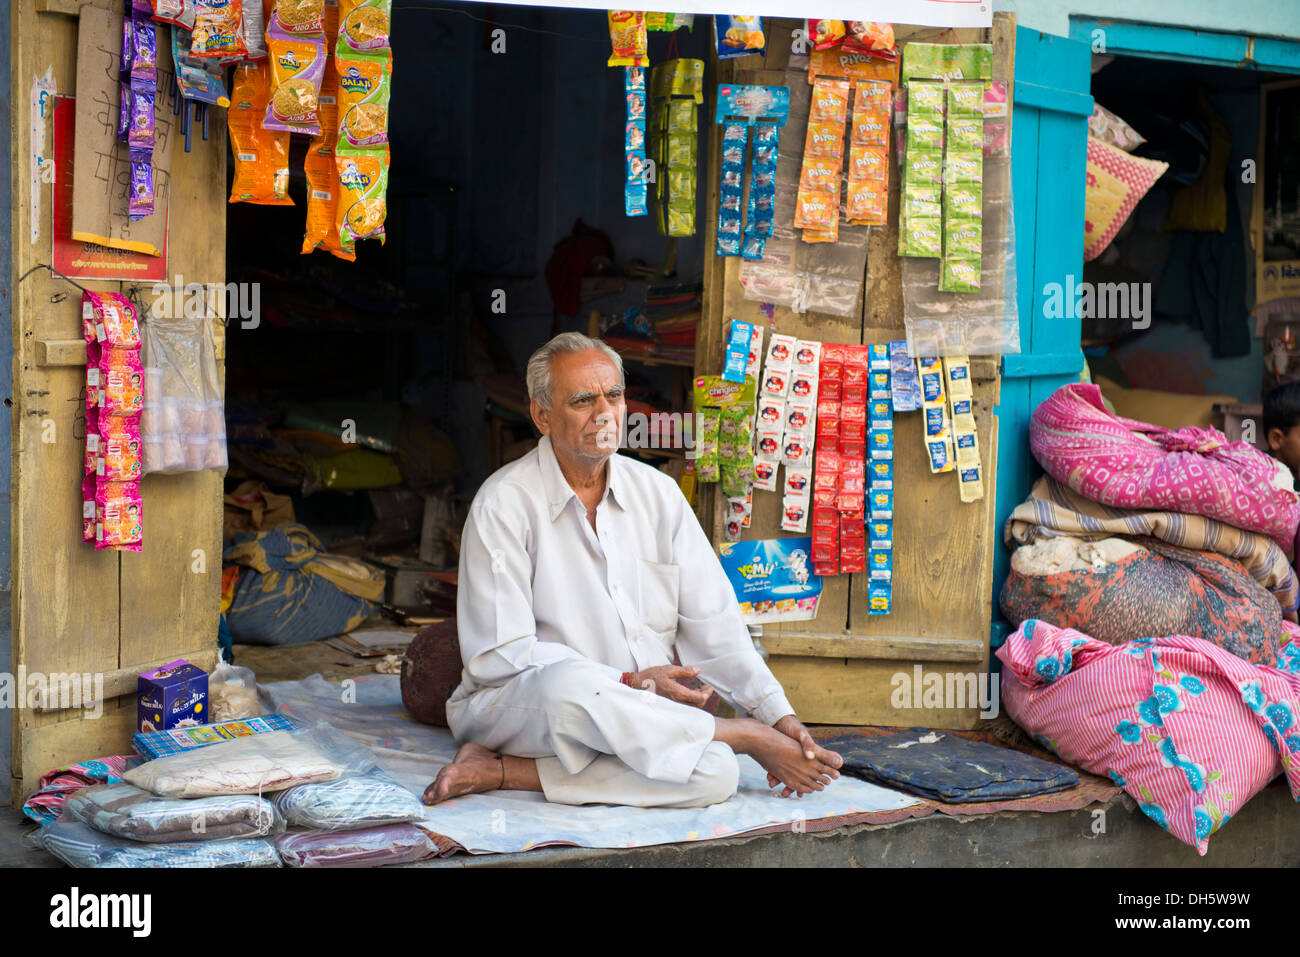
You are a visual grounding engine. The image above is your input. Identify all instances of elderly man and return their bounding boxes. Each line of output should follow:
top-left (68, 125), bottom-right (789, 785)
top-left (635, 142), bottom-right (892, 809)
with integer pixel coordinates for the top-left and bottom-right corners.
top-left (423, 332), bottom-right (842, 808)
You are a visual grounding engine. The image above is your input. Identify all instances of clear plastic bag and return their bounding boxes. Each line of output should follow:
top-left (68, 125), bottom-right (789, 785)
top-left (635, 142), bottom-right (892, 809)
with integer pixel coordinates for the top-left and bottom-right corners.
top-left (209, 661), bottom-right (262, 723)
top-left (273, 730), bottom-right (424, 830)
top-left (64, 782), bottom-right (283, 842)
top-left (37, 819), bottom-right (281, 867)
top-left (140, 315), bottom-right (227, 474)
top-left (123, 727), bottom-right (343, 798)
top-left (274, 824), bottom-right (437, 868)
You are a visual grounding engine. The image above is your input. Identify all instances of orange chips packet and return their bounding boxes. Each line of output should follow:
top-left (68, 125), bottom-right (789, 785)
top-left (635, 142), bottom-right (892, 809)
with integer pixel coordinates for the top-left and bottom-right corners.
top-left (302, 65), bottom-right (356, 260)
top-left (227, 62), bottom-right (293, 205)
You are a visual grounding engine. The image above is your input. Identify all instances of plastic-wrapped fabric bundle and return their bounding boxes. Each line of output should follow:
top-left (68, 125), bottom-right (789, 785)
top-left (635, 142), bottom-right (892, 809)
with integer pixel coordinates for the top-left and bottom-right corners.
top-left (1030, 384), bottom-right (1300, 551)
top-left (275, 767), bottom-right (424, 831)
top-left (123, 729), bottom-right (342, 798)
top-left (274, 824), bottom-right (438, 868)
top-left (64, 783), bottom-right (283, 842)
top-left (38, 820), bottom-right (281, 867)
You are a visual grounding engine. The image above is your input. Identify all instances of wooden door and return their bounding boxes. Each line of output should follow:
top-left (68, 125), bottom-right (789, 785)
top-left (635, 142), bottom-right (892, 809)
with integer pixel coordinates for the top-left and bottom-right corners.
top-left (697, 16), bottom-right (1015, 727)
top-left (9, 0), bottom-right (225, 802)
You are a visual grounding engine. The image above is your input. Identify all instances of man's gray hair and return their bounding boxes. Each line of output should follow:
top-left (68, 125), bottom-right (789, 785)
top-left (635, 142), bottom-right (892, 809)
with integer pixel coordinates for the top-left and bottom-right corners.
top-left (525, 332), bottom-right (625, 411)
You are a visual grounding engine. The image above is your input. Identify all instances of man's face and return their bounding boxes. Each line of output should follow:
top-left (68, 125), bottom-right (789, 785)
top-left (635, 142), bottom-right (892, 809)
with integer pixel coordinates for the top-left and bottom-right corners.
top-left (531, 349), bottom-right (625, 466)
top-left (1269, 425), bottom-right (1300, 479)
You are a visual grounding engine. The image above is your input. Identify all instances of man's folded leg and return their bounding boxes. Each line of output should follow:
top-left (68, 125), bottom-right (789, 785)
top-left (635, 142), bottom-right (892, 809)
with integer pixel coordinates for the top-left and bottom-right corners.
top-left (448, 658), bottom-right (724, 789)
top-left (537, 743), bottom-right (739, 808)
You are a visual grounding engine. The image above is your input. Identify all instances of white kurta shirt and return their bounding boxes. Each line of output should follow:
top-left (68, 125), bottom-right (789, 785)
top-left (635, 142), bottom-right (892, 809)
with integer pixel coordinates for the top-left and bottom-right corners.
top-left (454, 436), bottom-right (795, 727)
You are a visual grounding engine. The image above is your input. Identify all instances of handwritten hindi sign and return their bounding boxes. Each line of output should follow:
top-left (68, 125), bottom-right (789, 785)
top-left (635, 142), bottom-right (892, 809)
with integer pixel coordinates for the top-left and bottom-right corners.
top-left (72, 5), bottom-right (176, 257)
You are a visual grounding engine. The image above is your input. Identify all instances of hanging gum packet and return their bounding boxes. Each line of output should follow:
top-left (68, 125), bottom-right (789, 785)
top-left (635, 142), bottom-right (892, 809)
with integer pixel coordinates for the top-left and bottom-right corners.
top-left (336, 53), bottom-right (390, 151)
top-left (228, 62), bottom-right (293, 205)
top-left (335, 151), bottom-right (388, 249)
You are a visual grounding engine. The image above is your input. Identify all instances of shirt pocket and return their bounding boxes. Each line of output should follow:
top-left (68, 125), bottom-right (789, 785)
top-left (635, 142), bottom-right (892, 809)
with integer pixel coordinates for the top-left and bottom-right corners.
top-left (637, 558), bottom-right (680, 642)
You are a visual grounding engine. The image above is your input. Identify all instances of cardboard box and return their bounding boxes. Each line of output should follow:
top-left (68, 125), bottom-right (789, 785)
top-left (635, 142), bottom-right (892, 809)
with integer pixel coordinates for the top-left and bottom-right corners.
top-left (138, 660), bottom-right (208, 733)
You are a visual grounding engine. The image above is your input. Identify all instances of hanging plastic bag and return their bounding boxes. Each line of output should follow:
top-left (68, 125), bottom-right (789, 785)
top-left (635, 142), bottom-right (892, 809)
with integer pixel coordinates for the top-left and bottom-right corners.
top-left (141, 314), bottom-right (227, 474)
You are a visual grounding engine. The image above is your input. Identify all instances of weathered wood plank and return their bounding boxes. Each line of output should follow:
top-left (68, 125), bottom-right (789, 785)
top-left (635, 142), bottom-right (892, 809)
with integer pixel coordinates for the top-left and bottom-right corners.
top-left (761, 631), bottom-right (986, 662)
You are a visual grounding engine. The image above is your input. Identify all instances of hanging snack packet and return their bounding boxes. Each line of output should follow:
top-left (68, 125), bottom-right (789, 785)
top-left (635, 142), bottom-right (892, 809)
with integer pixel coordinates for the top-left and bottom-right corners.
top-left (129, 149), bottom-right (154, 220)
top-left (131, 20), bottom-right (158, 86)
top-left (87, 291), bottom-right (142, 347)
top-left (96, 480), bottom-right (144, 552)
top-left (229, 62), bottom-right (293, 205)
top-left (100, 348), bottom-right (146, 417)
top-left (269, 0), bottom-right (326, 36)
top-left (303, 67), bottom-right (355, 259)
top-left (844, 21), bottom-right (895, 58)
top-left (240, 0), bottom-right (267, 60)
top-left (715, 16), bottom-right (764, 59)
top-left (807, 19), bottom-right (845, 51)
top-left (153, 0), bottom-right (196, 29)
top-left (99, 416), bottom-right (144, 481)
top-left (172, 26), bottom-right (231, 106)
top-left (607, 12), bottom-right (647, 68)
top-left (191, 0), bottom-right (247, 58)
top-left (335, 152), bottom-right (388, 248)
top-left (337, 0), bottom-right (390, 54)
top-left (265, 26), bottom-right (326, 135)
top-left (336, 54), bottom-right (390, 151)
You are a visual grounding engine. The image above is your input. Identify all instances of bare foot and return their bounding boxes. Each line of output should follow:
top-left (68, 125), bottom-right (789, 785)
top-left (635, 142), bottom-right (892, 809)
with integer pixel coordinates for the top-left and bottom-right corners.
top-left (719, 718), bottom-right (839, 798)
top-left (422, 742), bottom-right (504, 805)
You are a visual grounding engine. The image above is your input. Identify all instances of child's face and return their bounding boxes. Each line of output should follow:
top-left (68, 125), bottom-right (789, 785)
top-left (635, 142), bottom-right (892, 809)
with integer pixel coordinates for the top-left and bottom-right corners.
top-left (1268, 425), bottom-right (1300, 478)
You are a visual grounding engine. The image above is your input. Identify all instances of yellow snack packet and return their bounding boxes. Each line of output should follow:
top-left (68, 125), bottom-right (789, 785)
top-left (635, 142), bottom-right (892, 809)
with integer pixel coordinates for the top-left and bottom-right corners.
top-left (336, 54), bottom-right (391, 151)
top-left (335, 151), bottom-right (388, 250)
top-left (338, 0), bottom-right (390, 55)
top-left (227, 62), bottom-right (292, 205)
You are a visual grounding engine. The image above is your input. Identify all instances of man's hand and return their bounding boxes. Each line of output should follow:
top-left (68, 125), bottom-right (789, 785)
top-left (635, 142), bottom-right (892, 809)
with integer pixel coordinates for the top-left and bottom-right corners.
top-left (629, 665), bottom-right (714, 709)
top-left (766, 714), bottom-right (843, 797)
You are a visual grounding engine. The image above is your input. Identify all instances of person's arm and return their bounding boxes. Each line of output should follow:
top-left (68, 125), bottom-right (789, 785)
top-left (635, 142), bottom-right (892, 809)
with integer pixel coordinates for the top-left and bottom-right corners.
top-left (667, 488), bottom-right (795, 726)
top-left (457, 499), bottom-right (618, 688)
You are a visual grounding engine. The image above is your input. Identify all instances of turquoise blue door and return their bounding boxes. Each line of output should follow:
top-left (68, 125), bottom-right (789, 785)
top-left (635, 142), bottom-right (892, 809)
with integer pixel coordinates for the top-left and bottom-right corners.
top-left (990, 28), bottom-right (1092, 646)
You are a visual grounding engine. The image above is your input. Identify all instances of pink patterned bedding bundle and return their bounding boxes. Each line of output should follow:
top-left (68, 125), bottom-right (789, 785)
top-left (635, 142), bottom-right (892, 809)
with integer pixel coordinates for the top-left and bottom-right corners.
top-left (1029, 384), bottom-right (1300, 553)
top-left (998, 618), bottom-right (1300, 854)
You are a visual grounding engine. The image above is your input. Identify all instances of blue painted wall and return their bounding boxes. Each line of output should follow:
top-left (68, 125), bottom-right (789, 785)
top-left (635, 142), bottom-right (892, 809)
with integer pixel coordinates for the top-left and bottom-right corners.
top-left (997, 0), bottom-right (1300, 43)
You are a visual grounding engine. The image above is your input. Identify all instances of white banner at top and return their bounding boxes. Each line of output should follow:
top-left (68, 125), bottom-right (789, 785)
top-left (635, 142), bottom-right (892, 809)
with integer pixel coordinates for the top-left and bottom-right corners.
top-left (469, 1), bottom-right (993, 30)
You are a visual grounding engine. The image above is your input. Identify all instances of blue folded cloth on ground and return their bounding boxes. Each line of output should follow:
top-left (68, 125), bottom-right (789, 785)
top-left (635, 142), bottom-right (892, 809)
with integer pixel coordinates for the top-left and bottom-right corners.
top-left (820, 729), bottom-right (1079, 803)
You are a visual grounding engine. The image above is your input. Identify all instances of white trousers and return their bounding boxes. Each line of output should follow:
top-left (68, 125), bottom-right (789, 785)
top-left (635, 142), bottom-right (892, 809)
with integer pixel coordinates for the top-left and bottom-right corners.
top-left (446, 658), bottom-right (739, 808)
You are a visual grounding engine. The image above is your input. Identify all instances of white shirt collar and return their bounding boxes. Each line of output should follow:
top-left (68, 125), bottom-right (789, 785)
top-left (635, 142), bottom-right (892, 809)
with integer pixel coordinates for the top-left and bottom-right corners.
top-left (537, 436), bottom-right (625, 521)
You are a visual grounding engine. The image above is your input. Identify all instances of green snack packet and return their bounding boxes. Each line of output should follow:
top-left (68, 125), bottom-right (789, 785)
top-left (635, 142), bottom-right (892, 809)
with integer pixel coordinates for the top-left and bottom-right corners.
top-left (902, 43), bottom-right (993, 81)
top-left (694, 375), bottom-right (756, 409)
top-left (906, 115), bottom-right (944, 153)
top-left (939, 256), bottom-right (982, 292)
top-left (668, 167), bottom-right (695, 199)
top-left (697, 453), bottom-right (720, 483)
top-left (699, 406), bottom-right (721, 439)
top-left (667, 205), bottom-right (694, 237)
top-left (947, 81), bottom-right (986, 117)
top-left (948, 117), bottom-right (983, 151)
top-left (720, 413), bottom-right (738, 440)
top-left (904, 149), bottom-right (943, 186)
top-left (668, 99), bottom-right (696, 130)
top-left (667, 132), bottom-right (696, 167)
top-left (944, 150), bottom-right (983, 185)
top-left (903, 217), bottom-right (943, 258)
top-left (907, 80), bottom-right (946, 115)
top-left (720, 467), bottom-right (748, 498)
top-left (945, 182), bottom-right (983, 219)
top-left (945, 218), bottom-right (982, 257)
top-left (904, 189), bottom-right (942, 222)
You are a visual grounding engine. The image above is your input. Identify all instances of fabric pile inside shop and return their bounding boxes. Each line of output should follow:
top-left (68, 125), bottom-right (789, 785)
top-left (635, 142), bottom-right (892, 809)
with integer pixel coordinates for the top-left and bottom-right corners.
top-left (997, 380), bottom-right (1300, 853)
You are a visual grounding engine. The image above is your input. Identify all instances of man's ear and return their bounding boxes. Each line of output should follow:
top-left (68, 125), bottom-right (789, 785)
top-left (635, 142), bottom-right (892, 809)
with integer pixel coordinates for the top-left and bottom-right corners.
top-left (530, 398), bottom-right (550, 436)
top-left (1268, 426), bottom-right (1286, 452)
